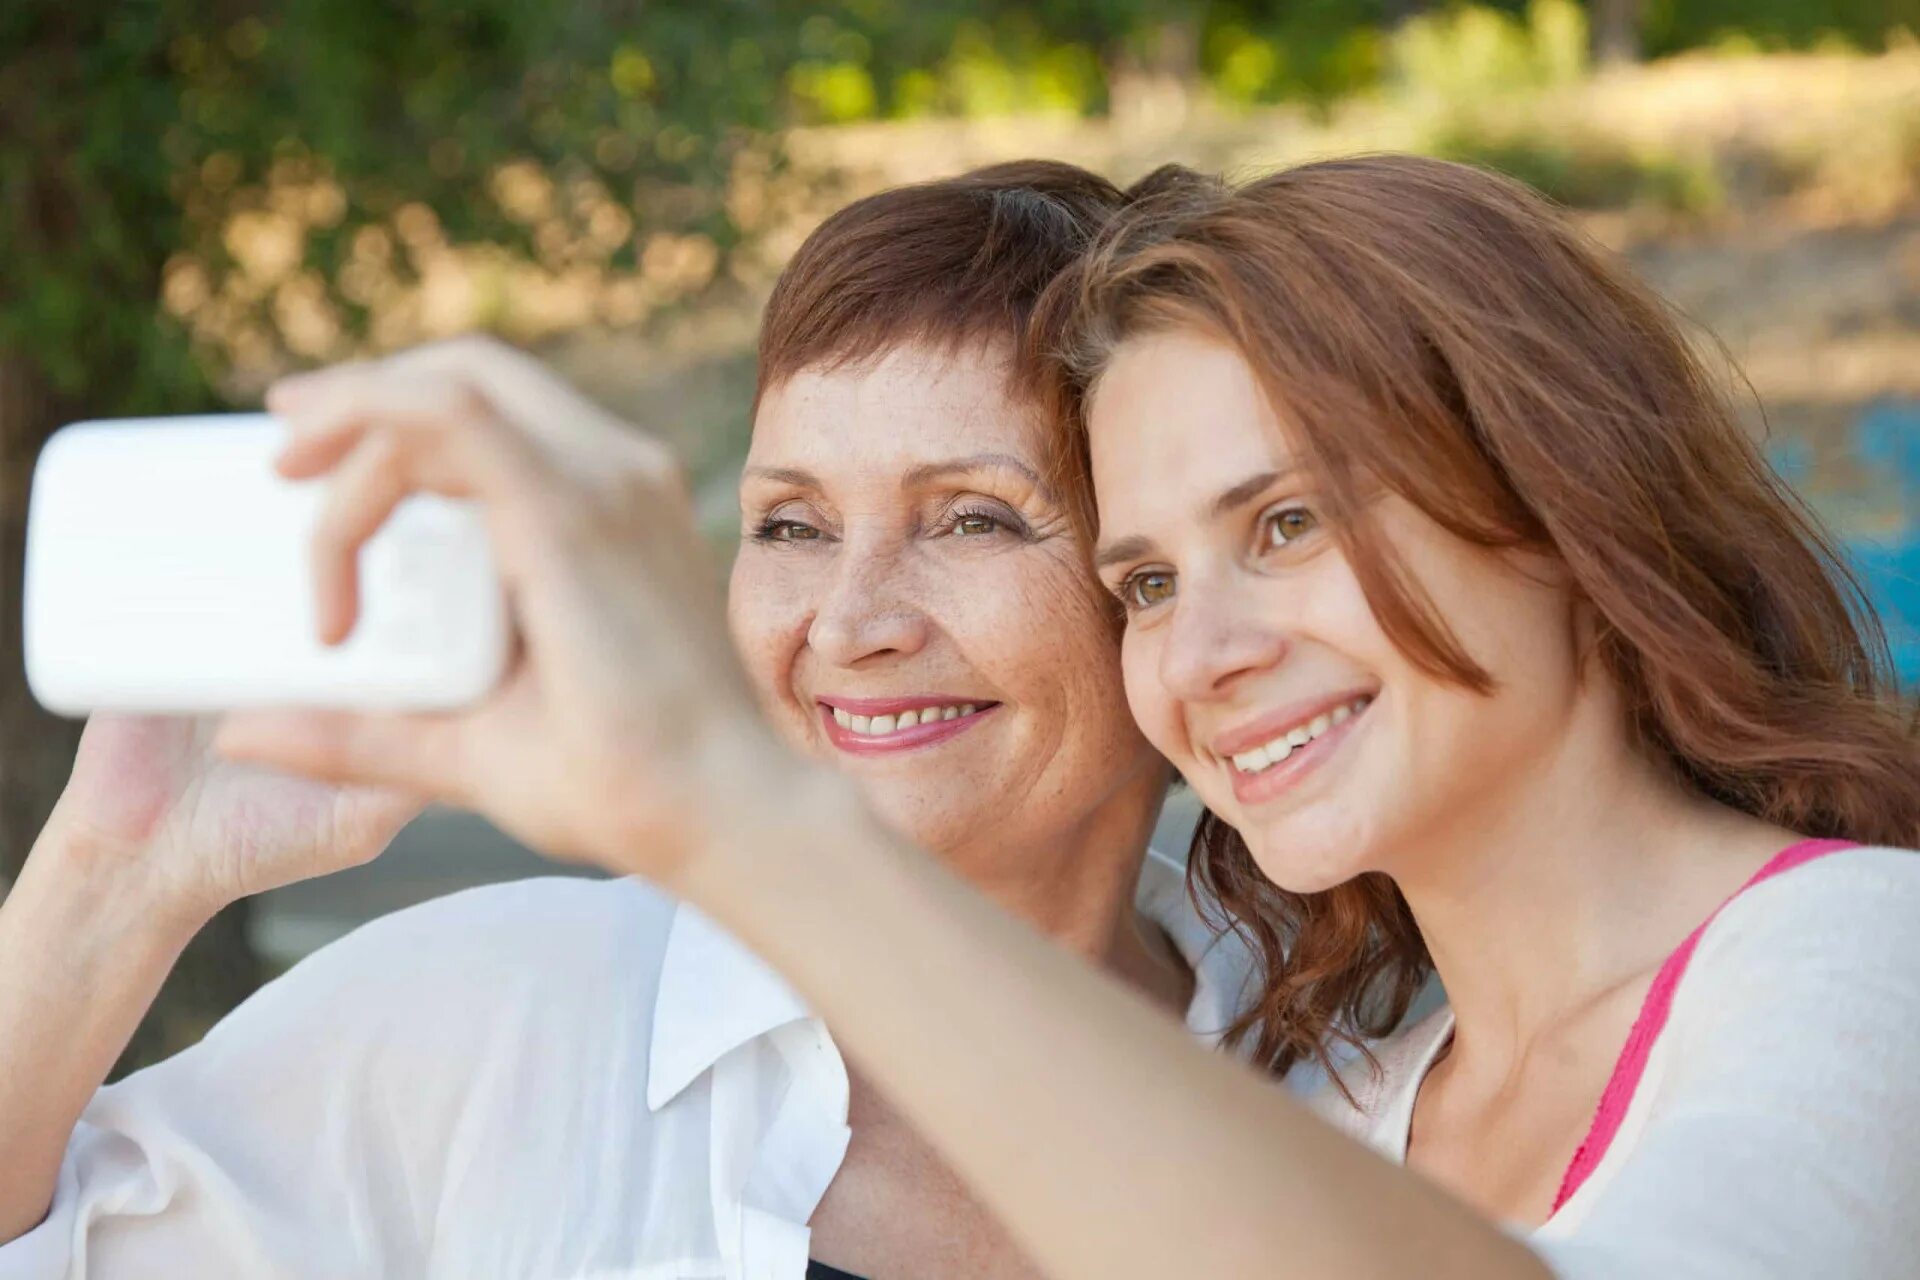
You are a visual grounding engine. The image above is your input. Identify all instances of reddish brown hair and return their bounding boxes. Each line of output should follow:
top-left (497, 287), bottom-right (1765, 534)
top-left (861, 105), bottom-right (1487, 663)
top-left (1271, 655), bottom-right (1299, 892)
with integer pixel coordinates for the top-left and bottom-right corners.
top-left (1033, 155), bottom-right (1920, 1081)
top-left (755, 162), bottom-right (1134, 535)
top-left (757, 161), bottom-right (1125, 409)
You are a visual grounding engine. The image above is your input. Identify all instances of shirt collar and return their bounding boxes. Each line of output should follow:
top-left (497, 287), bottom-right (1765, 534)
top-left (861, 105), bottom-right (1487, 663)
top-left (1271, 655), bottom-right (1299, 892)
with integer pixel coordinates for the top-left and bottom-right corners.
top-left (646, 845), bottom-right (1259, 1111)
top-left (646, 900), bottom-right (811, 1111)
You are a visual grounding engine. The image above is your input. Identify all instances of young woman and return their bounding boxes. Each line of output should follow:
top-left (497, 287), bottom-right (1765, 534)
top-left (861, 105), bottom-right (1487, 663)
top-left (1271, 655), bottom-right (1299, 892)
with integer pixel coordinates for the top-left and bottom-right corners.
top-left (0, 163), bottom-right (1270, 1280)
top-left (200, 155), bottom-right (1920, 1278)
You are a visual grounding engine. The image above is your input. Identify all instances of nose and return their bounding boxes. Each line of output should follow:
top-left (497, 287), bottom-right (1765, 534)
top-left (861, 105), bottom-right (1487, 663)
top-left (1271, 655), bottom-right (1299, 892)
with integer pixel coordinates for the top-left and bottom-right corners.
top-left (1158, 568), bottom-right (1290, 703)
top-left (807, 538), bottom-right (933, 668)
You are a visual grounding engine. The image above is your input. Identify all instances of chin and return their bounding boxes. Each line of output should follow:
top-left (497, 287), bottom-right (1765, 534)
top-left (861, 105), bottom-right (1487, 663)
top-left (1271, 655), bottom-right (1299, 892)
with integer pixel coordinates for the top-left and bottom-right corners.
top-left (1235, 810), bottom-right (1379, 896)
top-left (851, 784), bottom-right (985, 858)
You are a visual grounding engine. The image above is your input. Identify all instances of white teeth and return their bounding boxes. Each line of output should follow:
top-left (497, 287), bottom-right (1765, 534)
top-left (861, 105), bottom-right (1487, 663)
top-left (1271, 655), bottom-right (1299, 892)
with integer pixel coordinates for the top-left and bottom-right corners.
top-left (832, 703), bottom-right (987, 737)
top-left (1226, 696), bottom-right (1371, 776)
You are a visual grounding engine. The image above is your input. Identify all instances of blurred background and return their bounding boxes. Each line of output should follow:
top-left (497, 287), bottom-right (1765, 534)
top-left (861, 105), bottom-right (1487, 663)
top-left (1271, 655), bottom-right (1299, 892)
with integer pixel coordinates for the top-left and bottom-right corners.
top-left (3, 0), bottom-right (1917, 1073)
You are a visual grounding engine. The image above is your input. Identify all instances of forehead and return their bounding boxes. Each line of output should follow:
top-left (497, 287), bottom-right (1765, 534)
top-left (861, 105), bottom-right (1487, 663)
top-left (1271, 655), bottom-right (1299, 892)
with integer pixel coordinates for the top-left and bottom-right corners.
top-left (749, 341), bottom-right (1045, 474)
top-left (1088, 329), bottom-right (1291, 531)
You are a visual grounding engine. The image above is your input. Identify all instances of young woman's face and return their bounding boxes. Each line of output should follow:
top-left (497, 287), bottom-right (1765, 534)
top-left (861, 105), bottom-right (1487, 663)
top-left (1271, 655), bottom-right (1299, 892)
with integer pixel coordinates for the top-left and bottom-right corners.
top-left (732, 341), bottom-right (1164, 859)
top-left (1088, 329), bottom-right (1585, 891)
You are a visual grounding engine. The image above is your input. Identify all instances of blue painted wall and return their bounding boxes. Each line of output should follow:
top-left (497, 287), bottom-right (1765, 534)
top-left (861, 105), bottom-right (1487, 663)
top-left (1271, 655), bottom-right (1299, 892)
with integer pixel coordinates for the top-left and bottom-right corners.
top-left (1773, 403), bottom-right (1920, 685)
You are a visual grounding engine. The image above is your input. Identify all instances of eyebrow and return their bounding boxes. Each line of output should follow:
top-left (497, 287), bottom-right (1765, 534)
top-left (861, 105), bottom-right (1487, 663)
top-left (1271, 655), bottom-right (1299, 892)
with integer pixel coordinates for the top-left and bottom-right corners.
top-left (1211, 468), bottom-right (1294, 518)
top-left (1093, 466), bottom-right (1299, 572)
top-left (743, 453), bottom-right (1053, 499)
top-left (902, 452), bottom-right (1052, 501)
top-left (1093, 534), bottom-right (1153, 571)
top-left (740, 465), bottom-right (820, 488)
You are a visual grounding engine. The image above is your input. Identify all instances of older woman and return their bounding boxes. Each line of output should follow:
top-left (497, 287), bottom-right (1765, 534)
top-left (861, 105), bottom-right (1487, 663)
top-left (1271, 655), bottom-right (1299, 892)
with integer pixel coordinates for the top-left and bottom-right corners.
top-left (0, 163), bottom-right (1261, 1279)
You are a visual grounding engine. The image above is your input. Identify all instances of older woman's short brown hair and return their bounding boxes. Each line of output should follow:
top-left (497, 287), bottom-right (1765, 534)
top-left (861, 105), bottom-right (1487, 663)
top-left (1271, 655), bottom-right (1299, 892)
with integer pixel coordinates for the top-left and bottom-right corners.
top-left (757, 161), bottom-right (1127, 402)
top-left (755, 162), bottom-right (1131, 533)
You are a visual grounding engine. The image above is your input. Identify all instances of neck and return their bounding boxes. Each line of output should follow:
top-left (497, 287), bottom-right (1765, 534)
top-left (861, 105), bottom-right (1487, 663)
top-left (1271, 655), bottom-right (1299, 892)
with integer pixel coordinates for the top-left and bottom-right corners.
top-left (1391, 695), bottom-right (1791, 1060)
top-left (942, 764), bottom-right (1189, 1013)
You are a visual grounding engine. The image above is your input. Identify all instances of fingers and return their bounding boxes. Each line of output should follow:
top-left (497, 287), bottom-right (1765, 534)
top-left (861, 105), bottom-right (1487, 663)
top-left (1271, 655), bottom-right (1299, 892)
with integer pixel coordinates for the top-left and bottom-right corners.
top-left (263, 336), bottom-right (689, 658)
top-left (270, 369), bottom-right (546, 644)
top-left (308, 433), bottom-right (410, 643)
top-left (213, 707), bottom-right (469, 804)
top-left (270, 371), bottom-right (500, 482)
top-left (270, 336), bottom-right (664, 482)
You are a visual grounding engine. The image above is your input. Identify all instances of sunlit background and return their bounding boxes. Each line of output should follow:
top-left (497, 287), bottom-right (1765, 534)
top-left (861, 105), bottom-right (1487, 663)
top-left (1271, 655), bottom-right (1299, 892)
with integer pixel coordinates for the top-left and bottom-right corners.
top-left (3, 1), bottom-right (1916, 1070)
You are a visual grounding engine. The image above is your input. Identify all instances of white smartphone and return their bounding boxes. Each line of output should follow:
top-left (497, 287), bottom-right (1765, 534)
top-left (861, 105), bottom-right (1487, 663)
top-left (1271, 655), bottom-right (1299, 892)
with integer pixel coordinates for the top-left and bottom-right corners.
top-left (23, 413), bottom-right (511, 715)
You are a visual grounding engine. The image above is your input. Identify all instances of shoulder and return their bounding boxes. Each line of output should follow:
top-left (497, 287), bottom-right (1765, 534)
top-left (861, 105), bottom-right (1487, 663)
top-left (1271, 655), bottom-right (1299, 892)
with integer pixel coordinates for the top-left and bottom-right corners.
top-left (320, 872), bottom-right (677, 969)
top-left (198, 874), bottom-right (681, 1060)
top-left (1662, 844), bottom-right (1920, 1080)
top-left (1539, 850), bottom-right (1920, 1271)
top-left (1691, 843), bottom-right (1920, 974)
top-left (274, 872), bottom-right (675, 988)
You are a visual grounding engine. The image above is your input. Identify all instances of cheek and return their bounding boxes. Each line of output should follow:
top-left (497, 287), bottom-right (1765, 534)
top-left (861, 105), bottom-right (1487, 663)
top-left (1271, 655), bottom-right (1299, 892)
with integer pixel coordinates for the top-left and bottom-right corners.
top-left (1120, 630), bottom-right (1184, 761)
top-left (726, 555), bottom-right (816, 709)
top-left (965, 552), bottom-right (1142, 750)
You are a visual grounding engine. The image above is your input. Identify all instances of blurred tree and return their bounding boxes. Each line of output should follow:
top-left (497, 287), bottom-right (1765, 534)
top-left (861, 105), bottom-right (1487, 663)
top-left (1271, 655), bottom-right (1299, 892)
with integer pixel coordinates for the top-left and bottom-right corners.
top-left (0, 0), bottom-right (792, 1069)
top-left (1591, 0), bottom-right (1644, 62)
top-left (1644, 0), bottom-right (1920, 53)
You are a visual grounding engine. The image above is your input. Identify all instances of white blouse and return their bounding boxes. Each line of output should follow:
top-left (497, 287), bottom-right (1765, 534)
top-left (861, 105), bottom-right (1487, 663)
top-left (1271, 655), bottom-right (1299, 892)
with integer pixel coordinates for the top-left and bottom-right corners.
top-left (2, 848), bottom-right (1264, 1279)
top-left (1305, 844), bottom-right (1920, 1278)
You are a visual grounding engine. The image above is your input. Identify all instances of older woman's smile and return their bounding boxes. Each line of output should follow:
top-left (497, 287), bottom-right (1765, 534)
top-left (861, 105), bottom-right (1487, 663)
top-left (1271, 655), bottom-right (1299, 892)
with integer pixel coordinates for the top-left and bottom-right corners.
top-left (818, 696), bottom-right (1001, 754)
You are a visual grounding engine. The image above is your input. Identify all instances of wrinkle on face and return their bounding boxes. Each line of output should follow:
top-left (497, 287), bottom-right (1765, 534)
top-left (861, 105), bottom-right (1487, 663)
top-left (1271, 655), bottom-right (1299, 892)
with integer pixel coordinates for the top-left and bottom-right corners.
top-left (730, 341), bottom-right (1161, 876)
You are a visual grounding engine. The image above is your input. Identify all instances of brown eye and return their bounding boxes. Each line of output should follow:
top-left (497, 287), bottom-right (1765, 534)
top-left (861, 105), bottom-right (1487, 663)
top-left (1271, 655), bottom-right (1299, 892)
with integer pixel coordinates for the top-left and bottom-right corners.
top-left (1123, 570), bottom-right (1176, 611)
top-left (954, 513), bottom-right (999, 536)
top-left (757, 518), bottom-right (822, 542)
top-left (1263, 506), bottom-right (1318, 548)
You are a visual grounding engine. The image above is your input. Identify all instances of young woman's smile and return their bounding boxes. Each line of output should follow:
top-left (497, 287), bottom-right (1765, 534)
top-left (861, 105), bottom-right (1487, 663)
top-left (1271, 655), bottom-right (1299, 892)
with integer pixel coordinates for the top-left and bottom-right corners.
top-left (1211, 690), bottom-right (1375, 807)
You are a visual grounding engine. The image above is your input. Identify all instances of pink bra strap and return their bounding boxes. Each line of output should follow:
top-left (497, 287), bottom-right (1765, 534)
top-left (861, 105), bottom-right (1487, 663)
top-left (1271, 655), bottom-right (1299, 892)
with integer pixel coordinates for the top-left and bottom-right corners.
top-left (1549, 837), bottom-right (1861, 1213)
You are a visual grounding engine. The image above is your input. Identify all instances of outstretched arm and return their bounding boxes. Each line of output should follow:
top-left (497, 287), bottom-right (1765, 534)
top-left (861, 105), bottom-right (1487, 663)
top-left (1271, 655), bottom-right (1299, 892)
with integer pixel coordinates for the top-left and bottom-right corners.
top-left (686, 754), bottom-right (1545, 1280)
top-left (216, 338), bottom-right (1548, 1280)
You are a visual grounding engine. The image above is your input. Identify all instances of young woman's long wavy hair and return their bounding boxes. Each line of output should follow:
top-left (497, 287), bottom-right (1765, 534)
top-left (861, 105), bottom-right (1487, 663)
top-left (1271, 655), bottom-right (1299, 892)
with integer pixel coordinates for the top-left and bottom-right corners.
top-left (1031, 155), bottom-right (1920, 1082)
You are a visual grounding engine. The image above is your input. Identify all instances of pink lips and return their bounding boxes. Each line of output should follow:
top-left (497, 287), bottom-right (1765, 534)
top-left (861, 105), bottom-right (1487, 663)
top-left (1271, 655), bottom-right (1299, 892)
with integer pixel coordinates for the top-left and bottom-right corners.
top-left (1220, 694), bottom-right (1373, 807)
top-left (817, 698), bottom-right (1000, 756)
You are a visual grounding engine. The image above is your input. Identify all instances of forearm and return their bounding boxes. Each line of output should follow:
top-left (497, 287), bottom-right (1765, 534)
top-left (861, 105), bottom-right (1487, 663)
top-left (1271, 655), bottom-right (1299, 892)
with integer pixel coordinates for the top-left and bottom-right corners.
top-left (0, 812), bottom-right (208, 1243)
top-left (683, 760), bottom-right (1548, 1280)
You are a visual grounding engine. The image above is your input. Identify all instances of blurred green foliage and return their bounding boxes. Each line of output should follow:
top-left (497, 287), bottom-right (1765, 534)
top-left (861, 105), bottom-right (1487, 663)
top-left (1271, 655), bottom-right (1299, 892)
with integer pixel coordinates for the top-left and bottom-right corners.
top-left (4, 0), bottom-right (1919, 417)
top-left (1644, 0), bottom-right (1920, 56)
top-left (1395, 2), bottom-right (1721, 215)
top-left (1, 1), bottom-right (810, 413)
top-left (1429, 129), bottom-right (1722, 213)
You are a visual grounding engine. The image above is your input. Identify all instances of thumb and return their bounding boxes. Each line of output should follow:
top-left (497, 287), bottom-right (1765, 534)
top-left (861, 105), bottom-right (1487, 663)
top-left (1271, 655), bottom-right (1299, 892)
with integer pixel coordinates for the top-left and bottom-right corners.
top-left (213, 707), bottom-right (468, 805)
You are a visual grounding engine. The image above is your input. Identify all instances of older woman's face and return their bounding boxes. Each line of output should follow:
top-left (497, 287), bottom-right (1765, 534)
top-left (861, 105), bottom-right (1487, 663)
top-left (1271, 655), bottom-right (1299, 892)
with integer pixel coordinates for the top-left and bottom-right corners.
top-left (731, 342), bottom-right (1162, 855)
